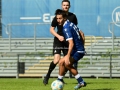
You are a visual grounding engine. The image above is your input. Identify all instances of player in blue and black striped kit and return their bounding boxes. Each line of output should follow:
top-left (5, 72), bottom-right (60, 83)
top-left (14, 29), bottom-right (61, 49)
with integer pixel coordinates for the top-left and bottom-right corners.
top-left (55, 9), bottom-right (87, 90)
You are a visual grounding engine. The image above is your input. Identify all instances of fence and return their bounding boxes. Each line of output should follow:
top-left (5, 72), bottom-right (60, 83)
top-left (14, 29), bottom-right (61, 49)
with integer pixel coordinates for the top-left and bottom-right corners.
top-left (108, 21), bottom-right (120, 50)
top-left (16, 53), bottom-right (120, 79)
top-left (0, 23), bottom-right (98, 52)
top-left (0, 53), bottom-right (120, 78)
top-left (0, 22), bottom-right (120, 78)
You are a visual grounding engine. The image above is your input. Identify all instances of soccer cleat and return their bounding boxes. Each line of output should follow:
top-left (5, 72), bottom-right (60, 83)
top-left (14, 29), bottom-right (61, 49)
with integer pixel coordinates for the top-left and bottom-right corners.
top-left (43, 77), bottom-right (49, 85)
top-left (62, 79), bottom-right (67, 84)
top-left (74, 82), bottom-right (87, 90)
top-left (57, 79), bottom-right (67, 84)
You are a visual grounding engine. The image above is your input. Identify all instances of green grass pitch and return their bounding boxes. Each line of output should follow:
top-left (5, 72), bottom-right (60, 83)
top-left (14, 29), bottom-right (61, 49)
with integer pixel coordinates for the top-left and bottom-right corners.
top-left (0, 78), bottom-right (120, 90)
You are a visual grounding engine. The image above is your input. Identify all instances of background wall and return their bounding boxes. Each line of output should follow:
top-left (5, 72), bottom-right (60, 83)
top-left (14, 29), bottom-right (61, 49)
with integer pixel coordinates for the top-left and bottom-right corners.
top-left (2, 0), bottom-right (120, 38)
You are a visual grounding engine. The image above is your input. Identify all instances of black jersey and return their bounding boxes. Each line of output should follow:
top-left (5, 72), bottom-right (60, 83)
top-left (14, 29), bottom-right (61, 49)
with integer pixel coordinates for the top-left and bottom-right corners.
top-left (51, 12), bottom-right (78, 36)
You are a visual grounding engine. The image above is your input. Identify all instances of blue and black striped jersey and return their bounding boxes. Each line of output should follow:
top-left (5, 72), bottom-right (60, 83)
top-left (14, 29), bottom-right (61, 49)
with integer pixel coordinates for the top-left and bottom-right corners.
top-left (63, 20), bottom-right (85, 52)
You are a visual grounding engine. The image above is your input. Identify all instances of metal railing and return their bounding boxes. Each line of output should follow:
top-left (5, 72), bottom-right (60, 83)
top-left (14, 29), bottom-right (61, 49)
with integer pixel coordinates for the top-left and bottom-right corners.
top-left (15, 53), bottom-right (120, 79)
top-left (2, 23), bottom-right (98, 54)
top-left (108, 22), bottom-right (120, 50)
top-left (85, 35), bottom-right (98, 64)
top-left (7, 23), bottom-right (51, 51)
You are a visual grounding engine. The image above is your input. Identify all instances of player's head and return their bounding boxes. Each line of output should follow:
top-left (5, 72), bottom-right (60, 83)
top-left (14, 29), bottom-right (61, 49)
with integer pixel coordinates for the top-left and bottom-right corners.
top-left (55, 9), bottom-right (67, 25)
top-left (61, 0), bottom-right (70, 12)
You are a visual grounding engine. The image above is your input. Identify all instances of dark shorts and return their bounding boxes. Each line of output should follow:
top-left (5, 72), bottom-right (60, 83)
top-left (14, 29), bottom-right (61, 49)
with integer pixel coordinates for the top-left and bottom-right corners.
top-left (53, 37), bottom-right (68, 56)
top-left (71, 50), bottom-right (85, 61)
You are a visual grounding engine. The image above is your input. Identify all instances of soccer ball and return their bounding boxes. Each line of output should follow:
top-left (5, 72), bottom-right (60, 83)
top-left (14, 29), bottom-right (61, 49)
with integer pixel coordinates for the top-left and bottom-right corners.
top-left (51, 80), bottom-right (64, 90)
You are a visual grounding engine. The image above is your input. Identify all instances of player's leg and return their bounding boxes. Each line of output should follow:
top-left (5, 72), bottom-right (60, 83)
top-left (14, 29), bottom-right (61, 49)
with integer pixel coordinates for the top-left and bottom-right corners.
top-left (43, 54), bottom-right (60, 85)
top-left (66, 53), bottom-right (87, 89)
top-left (57, 57), bottom-right (81, 83)
top-left (62, 48), bottom-right (78, 78)
top-left (69, 61), bottom-right (78, 78)
top-left (56, 45), bottom-right (68, 84)
top-left (73, 53), bottom-right (87, 89)
top-left (65, 58), bottom-right (84, 81)
top-left (62, 46), bottom-right (78, 78)
top-left (43, 42), bottom-right (61, 85)
top-left (62, 48), bottom-right (69, 76)
top-left (57, 57), bottom-right (66, 83)
top-left (73, 61), bottom-right (78, 70)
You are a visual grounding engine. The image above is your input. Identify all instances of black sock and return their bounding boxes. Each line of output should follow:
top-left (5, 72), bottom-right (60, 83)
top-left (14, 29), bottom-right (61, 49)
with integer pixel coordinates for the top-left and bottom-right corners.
top-left (64, 67), bottom-right (72, 78)
top-left (46, 61), bottom-right (56, 79)
top-left (64, 68), bottom-right (68, 75)
top-left (74, 62), bottom-right (78, 70)
top-left (69, 72), bottom-right (72, 78)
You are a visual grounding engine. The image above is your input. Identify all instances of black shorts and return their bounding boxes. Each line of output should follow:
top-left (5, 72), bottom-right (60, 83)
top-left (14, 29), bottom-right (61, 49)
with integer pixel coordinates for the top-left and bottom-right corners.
top-left (53, 37), bottom-right (68, 56)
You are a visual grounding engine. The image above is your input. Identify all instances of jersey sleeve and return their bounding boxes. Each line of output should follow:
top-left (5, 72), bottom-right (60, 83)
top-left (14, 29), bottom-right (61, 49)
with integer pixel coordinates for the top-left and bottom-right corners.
top-left (51, 17), bottom-right (57, 27)
top-left (63, 27), bottom-right (73, 41)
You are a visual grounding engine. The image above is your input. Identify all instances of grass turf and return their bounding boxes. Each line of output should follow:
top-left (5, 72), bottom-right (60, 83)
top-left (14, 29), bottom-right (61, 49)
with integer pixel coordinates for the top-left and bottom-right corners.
top-left (0, 78), bottom-right (120, 90)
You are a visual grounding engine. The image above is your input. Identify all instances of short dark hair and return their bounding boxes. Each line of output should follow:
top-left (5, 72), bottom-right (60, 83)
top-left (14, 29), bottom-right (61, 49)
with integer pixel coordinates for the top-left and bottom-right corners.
top-left (55, 9), bottom-right (67, 18)
top-left (62, 0), bottom-right (70, 6)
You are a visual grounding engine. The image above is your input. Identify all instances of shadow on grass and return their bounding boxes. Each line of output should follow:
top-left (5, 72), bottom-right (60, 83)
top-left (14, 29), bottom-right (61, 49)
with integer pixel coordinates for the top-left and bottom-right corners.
top-left (72, 82), bottom-right (91, 84)
top-left (71, 83), bottom-right (115, 90)
top-left (72, 82), bottom-right (112, 85)
top-left (84, 88), bottom-right (115, 90)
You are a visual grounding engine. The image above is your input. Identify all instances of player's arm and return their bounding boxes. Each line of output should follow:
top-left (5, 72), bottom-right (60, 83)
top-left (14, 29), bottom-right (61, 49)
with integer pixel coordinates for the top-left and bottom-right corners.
top-left (50, 26), bottom-right (57, 37)
top-left (73, 14), bottom-right (85, 45)
top-left (65, 39), bottom-right (74, 65)
top-left (79, 30), bottom-right (85, 45)
top-left (67, 39), bottom-right (74, 56)
top-left (50, 17), bottom-right (64, 41)
top-left (50, 26), bottom-right (64, 41)
top-left (63, 27), bottom-right (74, 65)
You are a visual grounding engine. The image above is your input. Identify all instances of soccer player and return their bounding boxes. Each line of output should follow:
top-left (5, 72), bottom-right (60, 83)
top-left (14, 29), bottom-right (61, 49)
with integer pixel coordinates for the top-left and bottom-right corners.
top-left (55, 9), bottom-right (87, 90)
top-left (43, 0), bottom-right (84, 85)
